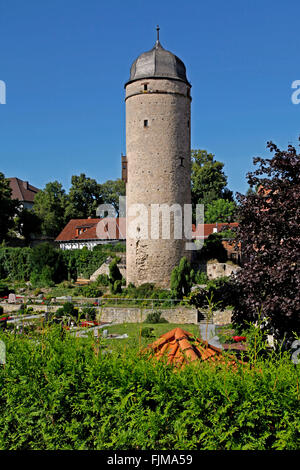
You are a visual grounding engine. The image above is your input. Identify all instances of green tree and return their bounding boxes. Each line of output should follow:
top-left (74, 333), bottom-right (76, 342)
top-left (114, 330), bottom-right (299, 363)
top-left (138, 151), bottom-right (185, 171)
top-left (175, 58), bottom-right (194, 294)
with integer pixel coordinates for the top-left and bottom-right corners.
top-left (170, 257), bottom-right (194, 299)
top-left (33, 181), bottom-right (67, 237)
top-left (30, 242), bottom-right (67, 284)
top-left (109, 258), bottom-right (123, 294)
top-left (205, 198), bottom-right (237, 223)
top-left (0, 173), bottom-right (19, 242)
top-left (65, 173), bottom-right (103, 220)
top-left (100, 178), bottom-right (126, 214)
top-left (14, 208), bottom-right (41, 244)
top-left (191, 150), bottom-right (231, 206)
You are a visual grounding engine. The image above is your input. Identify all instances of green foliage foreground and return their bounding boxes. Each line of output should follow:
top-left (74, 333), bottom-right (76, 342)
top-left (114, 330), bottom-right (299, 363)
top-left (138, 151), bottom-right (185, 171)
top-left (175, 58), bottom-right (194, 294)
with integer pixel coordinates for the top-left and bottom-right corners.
top-left (0, 326), bottom-right (299, 450)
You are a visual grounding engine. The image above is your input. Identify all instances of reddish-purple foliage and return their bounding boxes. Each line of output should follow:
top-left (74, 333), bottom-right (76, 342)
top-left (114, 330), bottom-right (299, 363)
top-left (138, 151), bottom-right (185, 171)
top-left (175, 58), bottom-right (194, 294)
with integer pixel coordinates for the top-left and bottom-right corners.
top-left (233, 140), bottom-right (300, 344)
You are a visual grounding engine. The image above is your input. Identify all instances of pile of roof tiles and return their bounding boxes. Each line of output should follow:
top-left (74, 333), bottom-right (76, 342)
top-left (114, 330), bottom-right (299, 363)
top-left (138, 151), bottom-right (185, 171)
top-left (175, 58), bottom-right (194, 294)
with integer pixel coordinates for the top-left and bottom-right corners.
top-left (145, 327), bottom-right (242, 370)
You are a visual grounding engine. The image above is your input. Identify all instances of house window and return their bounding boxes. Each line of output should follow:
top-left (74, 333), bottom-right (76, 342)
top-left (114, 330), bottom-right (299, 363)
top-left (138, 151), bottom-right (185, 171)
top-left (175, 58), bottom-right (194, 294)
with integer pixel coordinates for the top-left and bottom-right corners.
top-left (144, 119), bottom-right (148, 127)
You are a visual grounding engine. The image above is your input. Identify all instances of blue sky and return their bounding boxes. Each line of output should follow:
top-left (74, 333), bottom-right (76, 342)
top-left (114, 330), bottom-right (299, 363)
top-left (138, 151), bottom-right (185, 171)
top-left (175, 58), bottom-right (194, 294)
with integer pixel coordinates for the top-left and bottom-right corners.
top-left (1, 0), bottom-right (300, 197)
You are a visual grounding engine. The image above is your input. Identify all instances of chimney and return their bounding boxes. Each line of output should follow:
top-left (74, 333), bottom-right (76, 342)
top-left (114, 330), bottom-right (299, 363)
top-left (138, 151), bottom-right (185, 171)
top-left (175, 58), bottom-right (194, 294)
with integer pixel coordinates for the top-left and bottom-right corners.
top-left (23, 181), bottom-right (29, 190)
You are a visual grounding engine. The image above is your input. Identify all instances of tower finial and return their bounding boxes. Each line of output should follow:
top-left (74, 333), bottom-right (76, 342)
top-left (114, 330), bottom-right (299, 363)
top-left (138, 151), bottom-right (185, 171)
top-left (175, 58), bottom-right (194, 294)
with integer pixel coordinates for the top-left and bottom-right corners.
top-left (156, 25), bottom-right (160, 42)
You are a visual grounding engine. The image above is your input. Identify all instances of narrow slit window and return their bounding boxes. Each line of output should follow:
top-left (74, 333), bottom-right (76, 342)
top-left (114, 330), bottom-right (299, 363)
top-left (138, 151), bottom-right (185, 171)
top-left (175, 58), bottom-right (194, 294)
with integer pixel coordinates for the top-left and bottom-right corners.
top-left (144, 119), bottom-right (148, 127)
top-left (144, 84), bottom-right (148, 91)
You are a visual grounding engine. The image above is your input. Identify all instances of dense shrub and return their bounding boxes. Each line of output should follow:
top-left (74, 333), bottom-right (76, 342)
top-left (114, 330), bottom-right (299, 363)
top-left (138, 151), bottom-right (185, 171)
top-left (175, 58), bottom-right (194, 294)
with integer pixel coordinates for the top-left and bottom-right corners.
top-left (80, 304), bottom-right (97, 321)
top-left (144, 311), bottom-right (168, 324)
top-left (52, 302), bottom-right (79, 324)
top-left (30, 243), bottom-right (67, 284)
top-left (96, 274), bottom-right (110, 286)
top-left (0, 247), bottom-right (32, 281)
top-left (0, 326), bottom-right (299, 450)
top-left (141, 327), bottom-right (154, 338)
top-left (189, 276), bottom-right (235, 311)
top-left (170, 257), bottom-right (194, 299)
top-left (197, 233), bottom-right (228, 262)
top-left (0, 283), bottom-right (9, 297)
top-left (0, 244), bottom-right (123, 284)
top-left (76, 284), bottom-right (102, 298)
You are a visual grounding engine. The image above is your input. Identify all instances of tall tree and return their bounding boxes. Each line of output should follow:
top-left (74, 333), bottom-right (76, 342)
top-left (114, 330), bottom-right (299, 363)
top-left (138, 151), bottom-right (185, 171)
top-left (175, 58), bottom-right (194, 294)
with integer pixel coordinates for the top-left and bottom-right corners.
top-left (0, 172), bottom-right (18, 242)
top-left (33, 181), bottom-right (68, 237)
top-left (14, 208), bottom-right (41, 244)
top-left (65, 173), bottom-right (102, 220)
top-left (191, 150), bottom-right (231, 206)
top-left (232, 140), bottom-right (300, 345)
top-left (100, 178), bottom-right (125, 215)
top-left (205, 198), bottom-right (237, 223)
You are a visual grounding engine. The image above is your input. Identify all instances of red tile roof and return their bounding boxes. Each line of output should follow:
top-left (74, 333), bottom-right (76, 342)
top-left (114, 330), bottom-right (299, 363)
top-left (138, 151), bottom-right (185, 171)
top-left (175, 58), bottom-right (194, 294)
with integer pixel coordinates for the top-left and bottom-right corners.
top-left (55, 218), bottom-right (126, 242)
top-left (8, 177), bottom-right (40, 203)
top-left (56, 219), bottom-right (238, 243)
top-left (192, 222), bottom-right (238, 239)
top-left (145, 328), bottom-right (241, 370)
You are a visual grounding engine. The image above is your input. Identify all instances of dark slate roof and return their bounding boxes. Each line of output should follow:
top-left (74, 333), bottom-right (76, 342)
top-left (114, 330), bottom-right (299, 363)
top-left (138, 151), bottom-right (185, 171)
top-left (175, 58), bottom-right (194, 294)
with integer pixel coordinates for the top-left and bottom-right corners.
top-left (8, 177), bottom-right (40, 203)
top-left (125, 40), bottom-right (191, 87)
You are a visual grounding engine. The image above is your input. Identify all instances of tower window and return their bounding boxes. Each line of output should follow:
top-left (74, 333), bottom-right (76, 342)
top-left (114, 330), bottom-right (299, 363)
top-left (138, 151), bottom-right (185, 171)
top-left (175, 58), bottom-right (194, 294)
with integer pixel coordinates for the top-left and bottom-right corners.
top-left (179, 158), bottom-right (185, 167)
top-left (144, 120), bottom-right (148, 127)
top-left (144, 84), bottom-right (148, 91)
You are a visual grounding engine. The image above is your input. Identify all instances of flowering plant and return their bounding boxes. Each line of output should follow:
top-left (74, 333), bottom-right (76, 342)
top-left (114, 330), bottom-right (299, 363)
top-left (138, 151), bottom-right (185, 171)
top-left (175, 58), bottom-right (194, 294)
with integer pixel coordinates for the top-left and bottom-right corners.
top-left (232, 336), bottom-right (246, 342)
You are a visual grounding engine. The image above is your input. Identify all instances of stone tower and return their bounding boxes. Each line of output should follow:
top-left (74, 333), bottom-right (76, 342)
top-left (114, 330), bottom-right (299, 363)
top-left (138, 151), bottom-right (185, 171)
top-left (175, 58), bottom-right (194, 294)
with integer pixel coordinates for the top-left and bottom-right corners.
top-left (124, 28), bottom-right (192, 287)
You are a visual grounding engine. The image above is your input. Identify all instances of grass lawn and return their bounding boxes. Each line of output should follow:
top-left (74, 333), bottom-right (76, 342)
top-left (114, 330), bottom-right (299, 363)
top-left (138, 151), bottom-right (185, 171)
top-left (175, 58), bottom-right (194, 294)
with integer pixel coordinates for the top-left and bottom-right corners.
top-left (102, 322), bottom-right (200, 351)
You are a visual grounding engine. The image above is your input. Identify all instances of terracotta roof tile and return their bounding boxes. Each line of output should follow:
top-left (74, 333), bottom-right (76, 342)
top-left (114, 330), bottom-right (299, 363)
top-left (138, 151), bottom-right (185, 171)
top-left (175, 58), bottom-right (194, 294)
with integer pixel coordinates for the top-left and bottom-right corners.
top-left (145, 327), bottom-right (242, 370)
top-left (55, 217), bottom-right (126, 242)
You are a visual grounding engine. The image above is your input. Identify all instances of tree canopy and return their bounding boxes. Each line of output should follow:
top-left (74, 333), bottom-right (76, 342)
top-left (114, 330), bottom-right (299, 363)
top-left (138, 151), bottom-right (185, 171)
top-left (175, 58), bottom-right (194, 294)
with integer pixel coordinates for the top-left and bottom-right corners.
top-left (65, 173), bottom-right (103, 220)
top-left (0, 173), bottom-right (19, 242)
top-left (191, 150), bottom-right (235, 222)
top-left (100, 178), bottom-right (125, 214)
top-left (232, 140), bottom-right (300, 344)
top-left (33, 181), bottom-right (68, 237)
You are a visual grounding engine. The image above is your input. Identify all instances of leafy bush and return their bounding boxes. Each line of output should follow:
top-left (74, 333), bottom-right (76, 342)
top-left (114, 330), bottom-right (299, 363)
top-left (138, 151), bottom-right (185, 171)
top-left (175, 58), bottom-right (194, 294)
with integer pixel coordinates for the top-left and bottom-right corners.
top-left (0, 325), bottom-right (299, 450)
top-left (30, 243), bottom-right (66, 284)
top-left (144, 311), bottom-right (168, 324)
top-left (170, 257), bottom-right (194, 299)
top-left (141, 327), bottom-right (154, 338)
top-left (189, 276), bottom-right (235, 311)
top-left (76, 284), bottom-right (102, 298)
top-left (96, 274), bottom-right (110, 286)
top-left (0, 283), bottom-right (9, 297)
top-left (80, 304), bottom-right (97, 321)
top-left (198, 233), bottom-right (228, 262)
top-left (0, 247), bottom-right (32, 281)
top-left (194, 271), bottom-right (208, 285)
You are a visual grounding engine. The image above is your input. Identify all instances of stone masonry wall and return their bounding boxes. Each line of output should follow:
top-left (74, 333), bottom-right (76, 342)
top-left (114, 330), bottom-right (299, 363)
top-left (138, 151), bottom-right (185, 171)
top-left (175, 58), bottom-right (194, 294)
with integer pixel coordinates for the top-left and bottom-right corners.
top-left (1, 303), bottom-right (232, 326)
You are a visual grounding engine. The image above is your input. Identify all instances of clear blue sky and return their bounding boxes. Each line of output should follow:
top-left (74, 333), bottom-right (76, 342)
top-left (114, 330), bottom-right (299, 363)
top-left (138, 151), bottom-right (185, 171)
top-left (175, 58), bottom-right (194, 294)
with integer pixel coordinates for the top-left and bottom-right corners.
top-left (1, 0), bottom-right (300, 197)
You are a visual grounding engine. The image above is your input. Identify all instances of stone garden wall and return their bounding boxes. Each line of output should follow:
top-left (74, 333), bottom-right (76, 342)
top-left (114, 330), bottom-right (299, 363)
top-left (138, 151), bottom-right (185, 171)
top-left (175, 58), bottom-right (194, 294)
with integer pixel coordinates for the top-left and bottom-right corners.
top-left (1, 302), bottom-right (232, 326)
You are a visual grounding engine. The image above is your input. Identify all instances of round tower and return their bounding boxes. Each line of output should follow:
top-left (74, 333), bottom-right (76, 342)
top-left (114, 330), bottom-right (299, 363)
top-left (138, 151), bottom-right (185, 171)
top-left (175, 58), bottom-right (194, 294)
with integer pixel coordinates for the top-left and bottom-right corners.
top-left (125, 29), bottom-right (192, 288)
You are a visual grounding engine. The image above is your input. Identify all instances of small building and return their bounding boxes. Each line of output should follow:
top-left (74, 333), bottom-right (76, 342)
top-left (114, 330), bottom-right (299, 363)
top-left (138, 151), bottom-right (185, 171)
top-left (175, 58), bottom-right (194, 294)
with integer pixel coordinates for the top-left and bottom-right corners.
top-left (8, 177), bottom-right (40, 210)
top-left (55, 218), bottom-right (126, 250)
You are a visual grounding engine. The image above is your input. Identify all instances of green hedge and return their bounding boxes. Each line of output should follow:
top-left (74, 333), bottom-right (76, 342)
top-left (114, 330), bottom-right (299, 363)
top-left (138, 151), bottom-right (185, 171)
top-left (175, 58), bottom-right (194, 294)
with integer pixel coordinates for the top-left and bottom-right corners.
top-left (0, 326), bottom-right (299, 450)
top-left (0, 244), bottom-right (124, 283)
